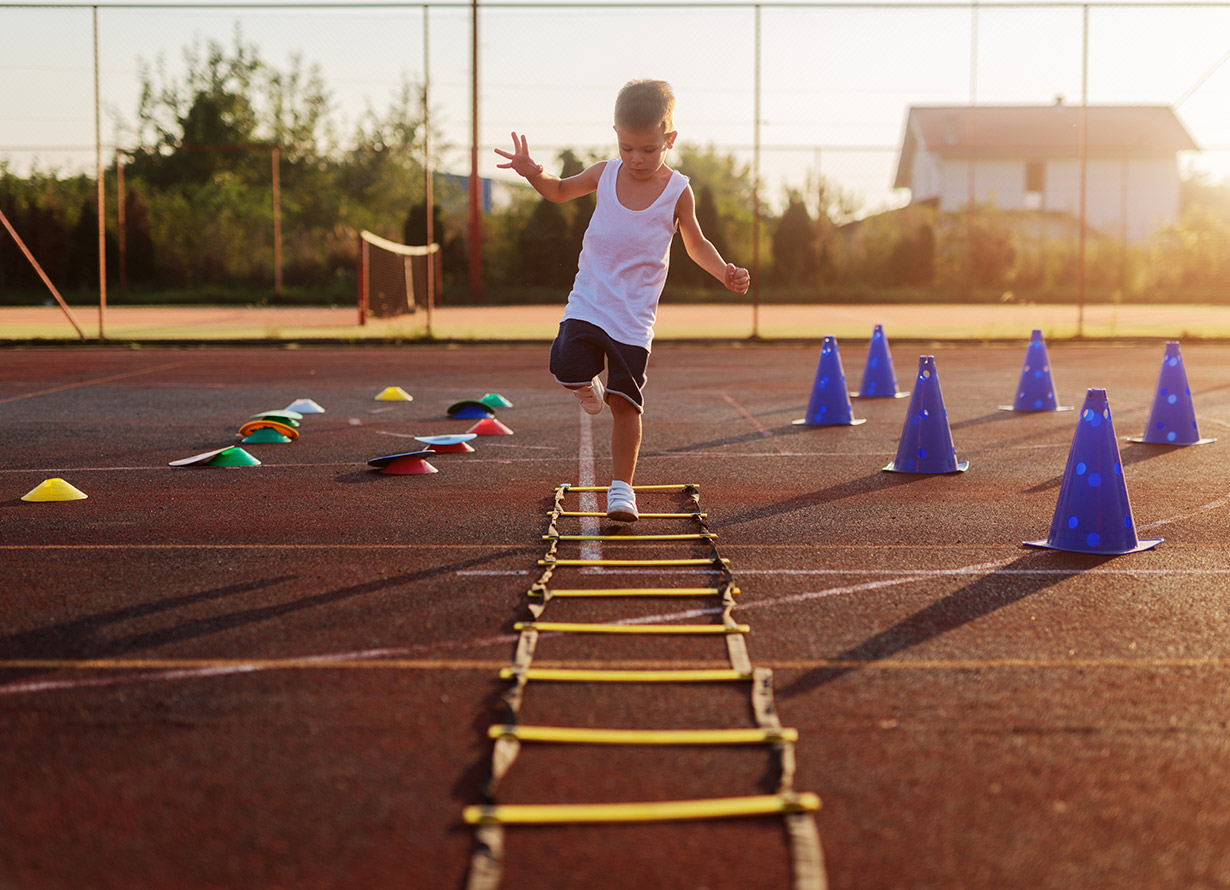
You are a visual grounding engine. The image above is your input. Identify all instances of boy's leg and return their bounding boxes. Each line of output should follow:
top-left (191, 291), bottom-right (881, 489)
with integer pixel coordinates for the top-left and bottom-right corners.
top-left (609, 396), bottom-right (642, 485)
top-left (603, 356), bottom-right (647, 523)
top-left (550, 320), bottom-right (607, 415)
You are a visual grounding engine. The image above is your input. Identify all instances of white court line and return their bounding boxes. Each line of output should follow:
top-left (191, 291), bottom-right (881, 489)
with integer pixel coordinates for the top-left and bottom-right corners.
top-left (578, 407), bottom-right (601, 564)
top-left (0, 361), bottom-right (189, 405)
top-left (0, 637), bottom-right (520, 698)
top-left (737, 566), bottom-right (1230, 577)
top-left (607, 573), bottom-right (960, 628)
top-left (8, 473), bottom-right (1228, 696)
top-left (1139, 495), bottom-right (1230, 530)
top-left (1195, 413), bottom-right (1230, 430)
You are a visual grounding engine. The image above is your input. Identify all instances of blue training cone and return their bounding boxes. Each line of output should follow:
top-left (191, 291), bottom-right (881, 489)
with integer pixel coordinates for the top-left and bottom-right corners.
top-left (883, 355), bottom-right (969, 474)
top-left (793, 336), bottom-right (866, 427)
top-left (1025, 388), bottom-right (1162, 554)
top-left (852, 324), bottom-right (909, 399)
top-left (1000, 329), bottom-right (1073, 412)
top-left (1127, 341), bottom-right (1215, 446)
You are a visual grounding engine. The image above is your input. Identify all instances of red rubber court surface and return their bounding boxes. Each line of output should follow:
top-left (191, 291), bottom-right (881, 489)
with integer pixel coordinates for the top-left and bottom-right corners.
top-left (2, 342), bottom-right (1230, 890)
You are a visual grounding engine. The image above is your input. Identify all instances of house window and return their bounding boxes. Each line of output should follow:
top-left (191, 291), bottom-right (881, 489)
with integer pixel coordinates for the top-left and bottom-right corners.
top-left (1024, 161), bottom-right (1045, 210)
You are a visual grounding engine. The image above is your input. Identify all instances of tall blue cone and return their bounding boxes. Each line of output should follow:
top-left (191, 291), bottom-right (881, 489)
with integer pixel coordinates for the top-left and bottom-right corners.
top-left (1000, 329), bottom-right (1072, 412)
top-left (1127, 341), bottom-right (1215, 446)
top-left (852, 324), bottom-right (909, 399)
top-left (793, 336), bottom-right (866, 427)
top-left (883, 355), bottom-right (969, 473)
top-left (1025, 388), bottom-right (1162, 554)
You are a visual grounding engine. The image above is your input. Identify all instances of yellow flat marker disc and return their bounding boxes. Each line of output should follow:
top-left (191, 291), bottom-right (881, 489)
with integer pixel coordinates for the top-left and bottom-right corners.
top-left (464, 793), bottom-right (820, 825)
top-left (500, 667), bottom-right (753, 683)
top-left (487, 725), bottom-right (799, 745)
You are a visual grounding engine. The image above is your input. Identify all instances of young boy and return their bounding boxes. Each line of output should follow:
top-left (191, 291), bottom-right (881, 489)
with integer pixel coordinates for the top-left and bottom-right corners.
top-left (495, 79), bottom-right (750, 522)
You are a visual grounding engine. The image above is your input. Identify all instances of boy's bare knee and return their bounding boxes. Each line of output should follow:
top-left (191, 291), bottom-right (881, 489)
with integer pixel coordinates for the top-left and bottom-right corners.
top-left (607, 394), bottom-right (641, 416)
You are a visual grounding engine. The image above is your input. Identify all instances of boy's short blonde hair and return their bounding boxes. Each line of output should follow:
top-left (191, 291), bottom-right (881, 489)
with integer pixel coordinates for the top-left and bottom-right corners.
top-left (614, 80), bottom-right (675, 133)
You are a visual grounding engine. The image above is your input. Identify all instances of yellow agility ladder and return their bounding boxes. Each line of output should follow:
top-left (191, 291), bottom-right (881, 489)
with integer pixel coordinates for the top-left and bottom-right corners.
top-left (463, 483), bottom-right (826, 890)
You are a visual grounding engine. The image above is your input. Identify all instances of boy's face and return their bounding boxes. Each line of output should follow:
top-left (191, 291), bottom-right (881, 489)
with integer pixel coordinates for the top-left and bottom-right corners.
top-left (614, 125), bottom-right (677, 180)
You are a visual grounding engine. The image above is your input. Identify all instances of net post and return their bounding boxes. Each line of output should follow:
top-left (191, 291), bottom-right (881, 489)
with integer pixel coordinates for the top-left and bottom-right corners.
top-left (426, 244), bottom-right (437, 338)
top-left (403, 254), bottom-right (415, 315)
top-left (272, 146), bottom-right (283, 298)
top-left (93, 5), bottom-right (106, 341)
top-left (357, 234), bottom-right (368, 326)
top-left (116, 149), bottom-right (127, 298)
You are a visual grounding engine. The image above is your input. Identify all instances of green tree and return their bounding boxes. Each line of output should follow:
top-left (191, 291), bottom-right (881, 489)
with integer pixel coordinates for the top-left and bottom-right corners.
top-left (773, 194), bottom-right (816, 285)
top-left (519, 200), bottom-right (575, 288)
top-left (559, 149), bottom-right (594, 265)
top-left (669, 185), bottom-right (728, 288)
top-left (123, 188), bottom-right (156, 284)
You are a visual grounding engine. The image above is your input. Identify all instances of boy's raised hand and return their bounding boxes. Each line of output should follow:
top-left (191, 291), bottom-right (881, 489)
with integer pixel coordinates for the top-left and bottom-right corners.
top-left (494, 132), bottom-right (544, 179)
top-left (725, 263), bottom-right (751, 295)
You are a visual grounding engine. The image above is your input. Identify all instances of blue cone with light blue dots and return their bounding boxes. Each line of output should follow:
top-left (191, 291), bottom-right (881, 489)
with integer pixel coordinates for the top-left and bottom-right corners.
top-left (1127, 341), bottom-right (1215, 446)
top-left (1025, 388), bottom-right (1162, 554)
top-left (1000, 329), bottom-right (1073, 412)
top-left (793, 335), bottom-right (866, 427)
top-left (883, 355), bottom-right (969, 474)
top-left (852, 324), bottom-right (909, 399)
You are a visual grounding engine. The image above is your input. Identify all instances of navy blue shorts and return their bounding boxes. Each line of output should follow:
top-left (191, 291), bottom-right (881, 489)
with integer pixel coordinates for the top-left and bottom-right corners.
top-left (549, 319), bottom-right (649, 412)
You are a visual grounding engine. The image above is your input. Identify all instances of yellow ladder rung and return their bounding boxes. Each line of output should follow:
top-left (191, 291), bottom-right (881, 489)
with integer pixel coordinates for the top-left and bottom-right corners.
top-left (487, 724), bottom-right (799, 745)
top-left (530, 586), bottom-right (738, 598)
top-left (564, 484), bottom-right (698, 492)
top-left (555, 511), bottom-right (707, 518)
top-left (514, 621), bottom-right (750, 635)
top-left (463, 793), bottom-right (820, 825)
top-left (538, 558), bottom-right (730, 567)
top-left (500, 667), bottom-right (753, 683)
top-left (544, 533), bottom-right (715, 542)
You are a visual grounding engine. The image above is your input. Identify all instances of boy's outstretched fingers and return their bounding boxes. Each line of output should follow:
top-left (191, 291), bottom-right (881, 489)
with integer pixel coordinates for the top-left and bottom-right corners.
top-left (494, 132), bottom-right (542, 176)
top-left (493, 132), bottom-right (522, 166)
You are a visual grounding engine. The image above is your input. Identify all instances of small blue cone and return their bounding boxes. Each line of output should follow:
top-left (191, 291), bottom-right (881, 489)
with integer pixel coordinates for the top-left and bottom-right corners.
top-left (1000, 329), bottom-right (1073, 412)
top-left (1127, 341), bottom-right (1215, 446)
top-left (852, 324), bottom-right (909, 399)
top-left (793, 336), bottom-right (866, 427)
top-left (883, 355), bottom-right (969, 474)
top-left (1025, 388), bottom-right (1162, 555)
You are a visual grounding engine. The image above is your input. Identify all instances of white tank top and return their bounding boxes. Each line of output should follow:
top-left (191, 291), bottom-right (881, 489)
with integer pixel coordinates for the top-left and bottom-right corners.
top-left (562, 158), bottom-right (689, 350)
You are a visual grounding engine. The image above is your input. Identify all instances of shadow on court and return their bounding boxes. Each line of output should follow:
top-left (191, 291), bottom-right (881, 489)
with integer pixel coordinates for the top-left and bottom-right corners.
top-left (714, 471), bottom-right (932, 530)
top-left (779, 551), bottom-right (1114, 699)
top-left (0, 550), bottom-right (526, 675)
top-left (1022, 442), bottom-right (1176, 494)
top-left (648, 423), bottom-right (807, 455)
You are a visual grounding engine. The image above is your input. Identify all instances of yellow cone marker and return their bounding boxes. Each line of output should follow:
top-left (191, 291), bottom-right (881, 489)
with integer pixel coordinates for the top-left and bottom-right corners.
top-left (375, 386), bottom-right (413, 401)
top-left (22, 478), bottom-right (88, 502)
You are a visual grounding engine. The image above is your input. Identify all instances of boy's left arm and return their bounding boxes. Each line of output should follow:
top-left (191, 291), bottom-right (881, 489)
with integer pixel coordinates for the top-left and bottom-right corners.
top-left (675, 186), bottom-right (750, 294)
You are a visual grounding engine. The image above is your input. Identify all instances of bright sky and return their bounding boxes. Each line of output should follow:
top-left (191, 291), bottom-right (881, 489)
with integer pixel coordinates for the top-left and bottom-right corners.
top-left (2, 0), bottom-right (1228, 214)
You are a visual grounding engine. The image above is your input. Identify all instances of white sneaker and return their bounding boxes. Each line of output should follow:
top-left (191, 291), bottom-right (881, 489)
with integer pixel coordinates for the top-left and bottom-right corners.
top-left (571, 376), bottom-right (605, 415)
top-left (606, 481), bottom-right (638, 522)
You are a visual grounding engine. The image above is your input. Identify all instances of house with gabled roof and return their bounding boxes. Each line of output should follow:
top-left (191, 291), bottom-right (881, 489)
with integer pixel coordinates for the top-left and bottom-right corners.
top-left (893, 102), bottom-right (1198, 240)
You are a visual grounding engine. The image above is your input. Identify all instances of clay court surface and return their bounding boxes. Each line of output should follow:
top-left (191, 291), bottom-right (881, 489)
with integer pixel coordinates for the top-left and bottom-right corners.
top-left (3, 340), bottom-right (1230, 889)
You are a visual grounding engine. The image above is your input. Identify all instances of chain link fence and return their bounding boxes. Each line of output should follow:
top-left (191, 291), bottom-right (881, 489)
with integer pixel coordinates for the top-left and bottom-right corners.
top-left (2, 2), bottom-right (1227, 334)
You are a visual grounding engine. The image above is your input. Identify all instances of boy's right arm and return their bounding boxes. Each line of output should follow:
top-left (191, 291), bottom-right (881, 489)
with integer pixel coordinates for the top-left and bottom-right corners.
top-left (494, 132), bottom-right (602, 203)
